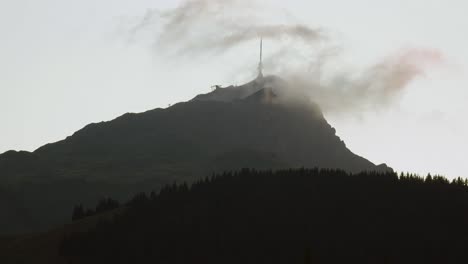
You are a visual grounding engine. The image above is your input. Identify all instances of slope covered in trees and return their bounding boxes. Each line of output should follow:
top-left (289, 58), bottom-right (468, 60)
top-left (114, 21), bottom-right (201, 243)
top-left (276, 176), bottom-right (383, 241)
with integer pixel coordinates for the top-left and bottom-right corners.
top-left (0, 76), bottom-right (390, 234)
top-left (60, 169), bottom-right (468, 264)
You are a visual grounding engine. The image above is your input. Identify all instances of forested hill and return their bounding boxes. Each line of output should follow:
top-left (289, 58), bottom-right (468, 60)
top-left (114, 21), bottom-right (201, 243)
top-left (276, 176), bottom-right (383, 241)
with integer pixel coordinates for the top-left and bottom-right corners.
top-left (60, 169), bottom-right (468, 264)
top-left (0, 76), bottom-right (389, 234)
top-left (1, 75), bottom-right (389, 185)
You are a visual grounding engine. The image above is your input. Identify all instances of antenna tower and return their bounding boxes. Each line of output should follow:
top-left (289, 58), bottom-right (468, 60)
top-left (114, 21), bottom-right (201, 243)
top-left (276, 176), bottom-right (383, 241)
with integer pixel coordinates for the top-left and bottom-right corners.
top-left (258, 37), bottom-right (263, 79)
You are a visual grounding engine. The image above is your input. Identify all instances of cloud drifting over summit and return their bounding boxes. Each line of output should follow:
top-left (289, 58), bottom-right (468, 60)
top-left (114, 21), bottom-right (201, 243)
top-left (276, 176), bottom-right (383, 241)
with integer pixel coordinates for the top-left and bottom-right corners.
top-left (130, 0), bottom-right (325, 56)
top-left (129, 0), bottom-right (444, 114)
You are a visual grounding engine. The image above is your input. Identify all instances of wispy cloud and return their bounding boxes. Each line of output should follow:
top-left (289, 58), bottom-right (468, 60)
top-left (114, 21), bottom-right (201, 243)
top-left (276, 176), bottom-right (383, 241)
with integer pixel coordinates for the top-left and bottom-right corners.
top-left (127, 0), bottom-right (444, 114)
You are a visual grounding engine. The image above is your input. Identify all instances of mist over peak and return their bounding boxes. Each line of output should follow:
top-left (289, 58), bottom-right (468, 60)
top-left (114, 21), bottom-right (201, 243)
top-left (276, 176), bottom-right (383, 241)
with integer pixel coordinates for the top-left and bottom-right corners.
top-left (125, 0), bottom-right (444, 116)
top-left (0, 73), bottom-right (391, 234)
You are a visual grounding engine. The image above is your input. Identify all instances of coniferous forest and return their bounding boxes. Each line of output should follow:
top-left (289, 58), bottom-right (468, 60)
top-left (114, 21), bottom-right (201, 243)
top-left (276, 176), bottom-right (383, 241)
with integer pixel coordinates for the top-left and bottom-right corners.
top-left (60, 168), bottom-right (468, 264)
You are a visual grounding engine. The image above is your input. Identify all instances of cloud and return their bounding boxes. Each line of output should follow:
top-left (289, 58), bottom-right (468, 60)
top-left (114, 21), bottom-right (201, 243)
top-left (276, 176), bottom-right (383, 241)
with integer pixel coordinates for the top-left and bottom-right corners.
top-left (130, 0), bottom-right (325, 57)
top-left (278, 48), bottom-right (444, 114)
top-left (128, 0), bottom-right (444, 114)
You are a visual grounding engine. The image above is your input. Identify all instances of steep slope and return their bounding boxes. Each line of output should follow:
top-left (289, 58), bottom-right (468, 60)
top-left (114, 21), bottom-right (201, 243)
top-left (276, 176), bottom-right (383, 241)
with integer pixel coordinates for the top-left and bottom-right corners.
top-left (0, 76), bottom-right (390, 234)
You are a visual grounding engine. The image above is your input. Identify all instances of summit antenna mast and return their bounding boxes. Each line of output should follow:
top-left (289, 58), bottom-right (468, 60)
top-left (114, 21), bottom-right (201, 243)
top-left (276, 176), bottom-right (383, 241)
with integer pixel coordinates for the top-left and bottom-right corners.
top-left (258, 37), bottom-right (263, 78)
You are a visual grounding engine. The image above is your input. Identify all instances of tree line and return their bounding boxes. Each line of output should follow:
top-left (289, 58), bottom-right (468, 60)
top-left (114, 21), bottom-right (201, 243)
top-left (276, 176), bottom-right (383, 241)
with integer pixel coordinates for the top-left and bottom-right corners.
top-left (72, 197), bottom-right (120, 221)
top-left (61, 168), bottom-right (468, 264)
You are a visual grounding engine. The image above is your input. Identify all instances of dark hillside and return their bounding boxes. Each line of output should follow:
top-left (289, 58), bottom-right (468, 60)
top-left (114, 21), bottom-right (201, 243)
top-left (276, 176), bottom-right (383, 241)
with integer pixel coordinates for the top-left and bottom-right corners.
top-left (0, 208), bottom-right (125, 264)
top-left (0, 76), bottom-right (390, 234)
top-left (3, 76), bottom-right (388, 185)
top-left (60, 169), bottom-right (468, 264)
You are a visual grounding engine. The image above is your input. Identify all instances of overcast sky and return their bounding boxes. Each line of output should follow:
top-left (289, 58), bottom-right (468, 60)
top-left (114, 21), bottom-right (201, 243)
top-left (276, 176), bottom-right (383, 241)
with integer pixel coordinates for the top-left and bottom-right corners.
top-left (1, 0), bottom-right (467, 178)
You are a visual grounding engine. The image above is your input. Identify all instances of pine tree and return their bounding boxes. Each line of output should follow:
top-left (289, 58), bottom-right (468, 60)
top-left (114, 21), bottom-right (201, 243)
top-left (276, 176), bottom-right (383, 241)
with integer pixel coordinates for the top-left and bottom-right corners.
top-left (72, 204), bottom-right (85, 221)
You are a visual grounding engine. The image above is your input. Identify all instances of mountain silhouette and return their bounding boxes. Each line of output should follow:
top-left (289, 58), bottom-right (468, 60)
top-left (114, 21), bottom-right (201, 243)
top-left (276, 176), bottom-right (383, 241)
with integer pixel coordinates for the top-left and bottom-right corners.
top-left (0, 75), bottom-right (390, 234)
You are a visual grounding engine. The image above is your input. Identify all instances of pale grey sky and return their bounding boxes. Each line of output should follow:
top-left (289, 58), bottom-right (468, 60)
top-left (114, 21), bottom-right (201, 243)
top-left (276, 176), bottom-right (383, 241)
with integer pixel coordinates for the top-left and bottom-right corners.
top-left (1, 0), bottom-right (467, 178)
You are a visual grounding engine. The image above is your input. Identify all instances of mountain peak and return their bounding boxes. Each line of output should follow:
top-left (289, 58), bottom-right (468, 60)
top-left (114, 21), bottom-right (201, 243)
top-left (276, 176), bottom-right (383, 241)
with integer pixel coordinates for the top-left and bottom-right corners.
top-left (192, 75), bottom-right (286, 103)
top-left (0, 74), bottom-right (392, 234)
top-left (242, 87), bottom-right (278, 104)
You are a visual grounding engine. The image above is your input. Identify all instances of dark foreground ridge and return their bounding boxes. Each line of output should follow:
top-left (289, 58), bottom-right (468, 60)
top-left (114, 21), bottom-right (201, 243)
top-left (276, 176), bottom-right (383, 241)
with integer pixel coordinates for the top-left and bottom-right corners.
top-left (60, 169), bottom-right (468, 264)
top-left (0, 76), bottom-right (390, 234)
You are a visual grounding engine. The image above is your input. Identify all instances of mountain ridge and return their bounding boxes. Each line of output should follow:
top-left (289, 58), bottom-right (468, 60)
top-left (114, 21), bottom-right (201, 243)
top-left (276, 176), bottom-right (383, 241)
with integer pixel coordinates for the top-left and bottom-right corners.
top-left (0, 75), bottom-right (390, 234)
